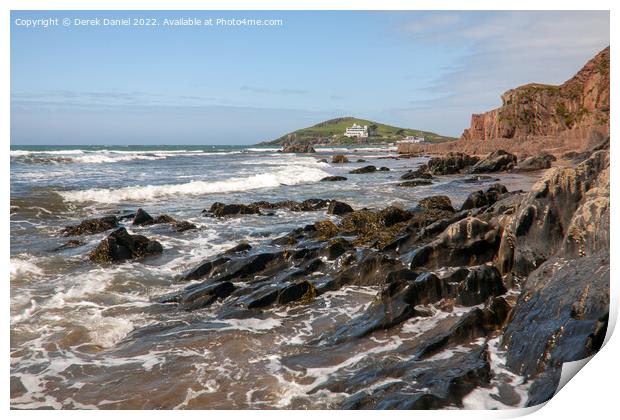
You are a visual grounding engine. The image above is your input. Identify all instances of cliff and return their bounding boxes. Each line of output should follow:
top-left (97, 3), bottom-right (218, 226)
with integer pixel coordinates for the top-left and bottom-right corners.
top-left (461, 47), bottom-right (610, 142)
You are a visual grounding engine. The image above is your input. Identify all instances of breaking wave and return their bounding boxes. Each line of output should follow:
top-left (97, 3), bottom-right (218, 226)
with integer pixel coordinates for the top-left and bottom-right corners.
top-left (59, 164), bottom-right (331, 203)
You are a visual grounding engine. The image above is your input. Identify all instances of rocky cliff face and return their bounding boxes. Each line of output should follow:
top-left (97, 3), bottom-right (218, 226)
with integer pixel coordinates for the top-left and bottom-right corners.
top-left (461, 47), bottom-right (610, 141)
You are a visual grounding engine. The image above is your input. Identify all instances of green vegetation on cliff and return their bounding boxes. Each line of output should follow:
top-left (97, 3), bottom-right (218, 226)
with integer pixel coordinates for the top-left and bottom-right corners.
top-left (258, 117), bottom-right (455, 146)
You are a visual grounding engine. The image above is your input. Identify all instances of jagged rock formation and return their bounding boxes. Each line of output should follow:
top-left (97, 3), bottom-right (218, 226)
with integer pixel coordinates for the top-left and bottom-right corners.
top-left (461, 47), bottom-right (609, 142)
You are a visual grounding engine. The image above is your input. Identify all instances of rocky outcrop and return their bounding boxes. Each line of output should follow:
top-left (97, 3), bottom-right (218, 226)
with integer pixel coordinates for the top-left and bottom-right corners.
top-left (397, 179), bottom-right (433, 187)
top-left (146, 141), bottom-right (608, 409)
top-left (204, 199), bottom-right (329, 217)
top-left (427, 152), bottom-right (480, 175)
top-left (349, 165), bottom-right (377, 174)
top-left (515, 154), bottom-right (556, 171)
top-left (503, 255), bottom-right (609, 406)
top-left (132, 208), bottom-right (197, 232)
top-left (495, 144), bottom-right (610, 404)
top-left (469, 150), bottom-right (517, 173)
top-left (320, 176), bottom-right (347, 182)
top-left (332, 154), bottom-right (349, 163)
top-left (327, 200), bottom-right (354, 216)
top-left (460, 184), bottom-right (508, 211)
top-left (60, 215), bottom-right (118, 236)
top-left (89, 227), bottom-right (163, 263)
top-left (461, 47), bottom-right (609, 142)
top-left (280, 144), bottom-right (316, 153)
top-left (497, 146), bottom-right (609, 276)
top-left (401, 167), bottom-right (433, 180)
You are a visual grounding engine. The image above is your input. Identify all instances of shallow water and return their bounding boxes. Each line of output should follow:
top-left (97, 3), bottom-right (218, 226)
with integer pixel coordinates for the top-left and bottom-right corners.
top-left (10, 145), bottom-right (542, 409)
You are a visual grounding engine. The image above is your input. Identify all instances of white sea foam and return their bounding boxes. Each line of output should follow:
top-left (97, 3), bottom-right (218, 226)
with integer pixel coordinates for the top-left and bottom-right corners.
top-left (85, 313), bottom-right (134, 348)
top-left (72, 154), bottom-right (164, 164)
top-left (244, 147), bottom-right (281, 152)
top-left (59, 164), bottom-right (331, 203)
top-left (10, 258), bottom-right (44, 280)
top-left (10, 149), bottom-right (86, 156)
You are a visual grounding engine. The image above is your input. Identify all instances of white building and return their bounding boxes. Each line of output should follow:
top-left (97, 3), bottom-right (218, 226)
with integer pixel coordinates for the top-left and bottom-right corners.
top-left (344, 124), bottom-right (369, 138)
top-left (400, 135), bottom-right (425, 143)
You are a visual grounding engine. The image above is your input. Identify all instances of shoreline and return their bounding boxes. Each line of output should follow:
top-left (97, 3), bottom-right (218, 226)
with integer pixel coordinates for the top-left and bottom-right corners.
top-left (10, 139), bottom-right (610, 408)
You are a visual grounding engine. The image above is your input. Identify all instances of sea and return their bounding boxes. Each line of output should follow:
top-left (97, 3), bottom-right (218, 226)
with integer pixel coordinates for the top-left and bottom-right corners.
top-left (10, 144), bottom-right (542, 409)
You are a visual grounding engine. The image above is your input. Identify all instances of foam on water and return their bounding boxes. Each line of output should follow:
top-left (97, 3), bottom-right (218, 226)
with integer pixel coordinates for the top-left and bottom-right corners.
top-left (58, 164), bottom-right (331, 203)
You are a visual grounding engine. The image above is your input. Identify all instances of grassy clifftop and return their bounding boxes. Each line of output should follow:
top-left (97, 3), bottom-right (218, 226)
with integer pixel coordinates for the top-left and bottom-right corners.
top-left (259, 117), bottom-right (455, 145)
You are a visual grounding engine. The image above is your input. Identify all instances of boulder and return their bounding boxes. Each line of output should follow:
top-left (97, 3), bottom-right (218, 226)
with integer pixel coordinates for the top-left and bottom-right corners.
top-left (417, 195), bottom-right (455, 212)
top-left (426, 152), bottom-right (479, 175)
top-left (460, 184), bottom-right (508, 211)
top-left (516, 154), bottom-right (556, 171)
top-left (206, 202), bottom-right (261, 217)
top-left (331, 154), bottom-right (349, 163)
top-left (397, 179), bottom-right (432, 187)
top-left (89, 227), bottom-right (163, 263)
top-left (280, 144), bottom-right (316, 153)
top-left (320, 176), bottom-right (347, 182)
top-left (132, 208), bottom-right (155, 225)
top-left (469, 150), bottom-right (517, 173)
top-left (401, 167), bottom-right (433, 180)
top-left (349, 165), bottom-right (377, 174)
top-left (327, 200), bottom-right (354, 216)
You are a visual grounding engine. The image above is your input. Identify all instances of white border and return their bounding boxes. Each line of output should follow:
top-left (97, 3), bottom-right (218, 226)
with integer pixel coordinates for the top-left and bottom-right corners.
top-left (3, 1), bottom-right (617, 419)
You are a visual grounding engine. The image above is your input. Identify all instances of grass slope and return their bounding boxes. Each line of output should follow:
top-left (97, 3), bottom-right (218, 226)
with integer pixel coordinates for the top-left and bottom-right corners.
top-left (259, 117), bottom-right (455, 145)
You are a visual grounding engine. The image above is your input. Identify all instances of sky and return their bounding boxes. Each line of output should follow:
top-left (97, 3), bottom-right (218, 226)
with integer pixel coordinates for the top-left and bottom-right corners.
top-left (10, 10), bottom-right (610, 145)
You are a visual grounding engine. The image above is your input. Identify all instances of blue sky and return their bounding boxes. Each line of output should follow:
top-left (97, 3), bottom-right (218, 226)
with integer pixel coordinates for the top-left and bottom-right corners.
top-left (11, 10), bottom-right (609, 145)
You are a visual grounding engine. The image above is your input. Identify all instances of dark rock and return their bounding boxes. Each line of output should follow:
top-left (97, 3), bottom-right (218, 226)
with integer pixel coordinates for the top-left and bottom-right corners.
top-left (320, 176), bottom-right (347, 182)
top-left (461, 175), bottom-right (500, 184)
top-left (410, 217), bottom-right (500, 270)
top-left (224, 242), bottom-right (252, 255)
top-left (322, 238), bottom-right (352, 260)
top-left (318, 252), bottom-right (405, 293)
top-left (277, 280), bottom-right (316, 305)
top-left (378, 167), bottom-right (390, 171)
top-left (418, 195), bottom-right (455, 212)
top-left (332, 154), bottom-right (349, 163)
top-left (280, 144), bottom-right (316, 153)
top-left (356, 159), bottom-right (367, 163)
top-left (174, 281), bottom-right (236, 310)
top-left (178, 256), bottom-right (231, 282)
top-left (89, 227), bottom-right (163, 263)
top-left (455, 265), bottom-right (507, 306)
top-left (379, 206), bottom-right (412, 227)
top-left (205, 199), bottom-right (329, 217)
top-left (53, 239), bottom-right (84, 251)
top-left (503, 255), bottom-right (609, 405)
top-left (401, 167), bottom-right (433, 180)
top-left (426, 152), bottom-right (480, 175)
top-left (397, 179), bottom-right (432, 187)
top-left (516, 154), bottom-right (556, 171)
top-left (132, 208), bottom-right (155, 225)
top-left (60, 215), bottom-right (118, 236)
top-left (460, 184), bottom-right (508, 211)
top-left (469, 150), bottom-right (517, 173)
top-left (336, 347), bottom-right (491, 409)
top-left (206, 202), bottom-right (262, 217)
top-left (349, 165), bottom-right (377, 174)
top-left (327, 200), bottom-right (353, 216)
top-left (174, 220), bottom-right (197, 232)
top-left (497, 149), bottom-right (609, 276)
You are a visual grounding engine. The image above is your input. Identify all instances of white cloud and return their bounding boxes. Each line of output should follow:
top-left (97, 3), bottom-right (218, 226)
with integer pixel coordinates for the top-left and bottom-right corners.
top-left (391, 11), bottom-right (609, 136)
